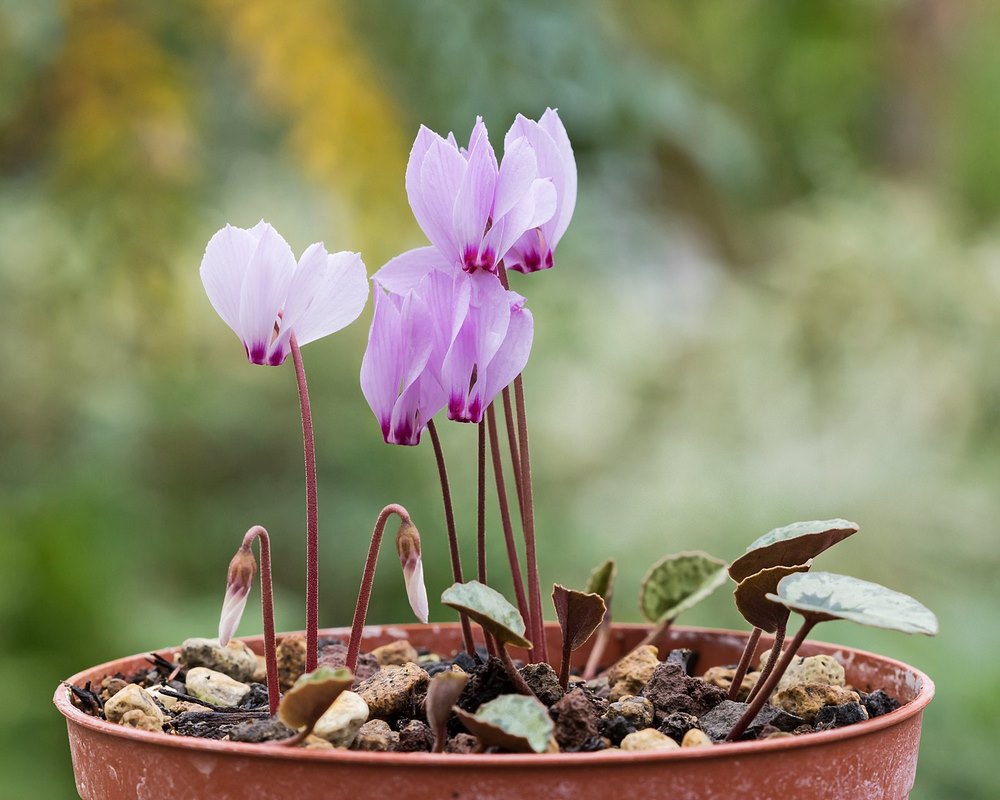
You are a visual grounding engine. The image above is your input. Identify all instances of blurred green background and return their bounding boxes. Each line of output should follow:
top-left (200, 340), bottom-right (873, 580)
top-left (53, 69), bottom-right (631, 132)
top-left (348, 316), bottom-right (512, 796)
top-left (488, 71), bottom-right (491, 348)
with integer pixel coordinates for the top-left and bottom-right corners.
top-left (2, 0), bottom-right (997, 796)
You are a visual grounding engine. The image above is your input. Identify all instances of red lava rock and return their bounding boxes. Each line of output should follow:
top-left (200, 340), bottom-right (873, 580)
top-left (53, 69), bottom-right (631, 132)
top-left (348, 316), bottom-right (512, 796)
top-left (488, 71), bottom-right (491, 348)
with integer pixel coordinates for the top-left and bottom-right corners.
top-left (551, 688), bottom-right (600, 751)
top-left (641, 663), bottom-right (727, 721)
top-left (445, 732), bottom-right (480, 753)
top-left (317, 643), bottom-right (380, 685)
top-left (396, 719), bottom-right (434, 752)
top-left (520, 662), bottom-right (564, 707)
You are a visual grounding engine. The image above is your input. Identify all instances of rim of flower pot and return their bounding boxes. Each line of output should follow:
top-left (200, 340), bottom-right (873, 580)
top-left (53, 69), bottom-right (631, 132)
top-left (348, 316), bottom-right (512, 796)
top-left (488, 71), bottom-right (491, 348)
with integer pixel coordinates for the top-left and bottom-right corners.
top-left (54, 623), bottom-right (934, 766)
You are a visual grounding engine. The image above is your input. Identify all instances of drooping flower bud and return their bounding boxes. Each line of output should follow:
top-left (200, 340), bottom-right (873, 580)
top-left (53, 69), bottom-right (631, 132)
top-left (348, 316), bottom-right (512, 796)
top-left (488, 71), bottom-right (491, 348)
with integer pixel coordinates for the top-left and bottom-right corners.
top-left (219, 542), bottom-right (257, 646)
top-left (396, 518), bottom-right (429, 623)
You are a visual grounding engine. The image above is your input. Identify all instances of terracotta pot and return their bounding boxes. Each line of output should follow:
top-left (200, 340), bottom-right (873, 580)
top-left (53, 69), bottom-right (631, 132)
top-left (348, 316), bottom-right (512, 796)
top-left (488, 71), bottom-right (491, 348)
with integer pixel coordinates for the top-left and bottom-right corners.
top-left (55, 623), bottom-right (933, 800)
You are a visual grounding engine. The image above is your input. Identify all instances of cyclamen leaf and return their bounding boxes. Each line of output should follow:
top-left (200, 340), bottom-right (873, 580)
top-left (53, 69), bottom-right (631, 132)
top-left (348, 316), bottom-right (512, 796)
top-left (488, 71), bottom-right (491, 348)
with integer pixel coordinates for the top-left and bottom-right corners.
top-left (552, 584), bottom-right (607, 651)
top-left (277, 666), bottom-right (354, 731)
top-left (441, 581), bottom-right (532, 648)
top-left (454, 694), bottom-right (553, 753)
top-left (729, 519), bottom-right (858, 583)
top-left (768, 571), bottom-right (939, 635)
top-left (426, 670), bottom-right (469, 752)
top-left (733, 562), bottom-right (811, 632)
top-left (585, 559), bottom-right (616, 604)
top-left (639, 551), bottom-right (729, 625)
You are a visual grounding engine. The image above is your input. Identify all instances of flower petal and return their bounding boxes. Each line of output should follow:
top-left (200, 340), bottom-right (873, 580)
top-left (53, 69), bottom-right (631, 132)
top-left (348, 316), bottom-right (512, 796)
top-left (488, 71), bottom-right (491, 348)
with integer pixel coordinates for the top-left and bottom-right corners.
top-left (491, 178), bottom-right (556, 261)
top-left (477, 293), bottom-right (534, 410)
top-left (538, 108), bottom-right (578, 245)
top-left (403, 556), bottom-right (429, 624)
top-left (237, 223), bottom-right (296, 364)
top-left (374, 246), bottom-right (451, 294)
top-left (219, 583), bottom-right (251, 647)
top-left (200, 224), bottom-right (258, 337)
top-left (417, 137), bottom-right (468, 262)
top-left (360, 288), bottom-right (404, 440)
top-left (453, 132), bottom-right (497, 267)
top-left (493, 136), bottom-right (538, 220)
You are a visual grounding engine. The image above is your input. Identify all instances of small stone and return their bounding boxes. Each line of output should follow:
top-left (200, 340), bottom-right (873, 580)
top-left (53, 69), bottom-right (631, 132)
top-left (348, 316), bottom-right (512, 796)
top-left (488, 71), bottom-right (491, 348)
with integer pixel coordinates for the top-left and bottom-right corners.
top-left (773, 654), bottom-right (846, 693)
top-left (146, 685), bottom-right (179, 711)
top-left (551, 688), bottom-right (600, 751)
top-left (99, 676), bottom-right (129, 702)
top-left (604, 695), bottom-right (654, 729)
top-left (657, 711), bottom-right (701, 744)
top-left (302, 735), bottom-right (335, 749)
top-left (397, 719), bottom-right (434, 752)
top-left (698, 699), bottom-right (804, 741)
top-left (185, 667), bottom-right (251, 708)
top-left (357, 663), bottom-right (429, 718)
top-left (600, 715), bottom-right (637, 746)
top-left (370, 640), bottom-right (420, 667)
top-left (520, 663), bottom-right (564, 707)
top-left (171, 701), bottom-right (209, 715)
top-left (665, 649), bottom-right (697, 675)
top-left (180, 638), bottom-right (257, 683)
top-left (104, 684), bottom-right (167, 727)
top-left (620, 728), bottom-right (680, 752)
top-left (229, 718), bottom-right (296, 743)
top-left (445, 732), bottom-right (480, 753)
top-left (353, 719), bottom-right (399, 751)
top-left (451, 651), bottom-right (479, 673)
top-left (642, 663), bottom-right (727, 720)
top-left (863, 689), bottom-right (900, 718)
top-left (583, 676), bottom-right (611, 700)
top-left (417, 652), bottom-right (442, 665)
top-left (681, 728), bottom-right (713, 747)
top-left (277, 635), bottom-right (308, 691)
top-left (701, 666), bottom-right (759, 702)
top-left (252, 655), bottom-right (268, 684)
top-left (317, 643), bottom-right (380, 684)
top-left (763, 730), bottom-right (794, 740)
top-left (771, 683), bottom-right (860, 723)
top-left (607, 645), bottom-right (659, 701)
top-left (119, 709), bottom-right (164, 732)
top-left (238, 683), bottom-right (271, 710)
top-left (313, 691), bottom-right (370, 747)
top-left (813, 702), bottom-right (869, 729)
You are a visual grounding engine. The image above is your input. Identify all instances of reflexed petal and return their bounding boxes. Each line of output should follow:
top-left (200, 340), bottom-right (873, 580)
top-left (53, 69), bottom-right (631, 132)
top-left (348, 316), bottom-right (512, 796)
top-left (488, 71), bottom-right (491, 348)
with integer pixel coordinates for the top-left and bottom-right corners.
top-left (469, 272), bottom-right (512, 367)
top-left (454, 133), bottom-right (497, 264)
top-left (374, 246), bottom-right (450, 294)
top-left (538, 108), bottom-right (577, 245)
top-left (200, 224), bottom-right (258, 336)
top-left (405, 126), bottom-right (441, 247)
top-left (279, 248), bottom-right (368, 349)
top-left (237, 223), bottom-right (296, 364)
top-left (417, 138), bottom-right (468, 261)
top-left (491, 178), bottom-right (556, 260)
top-left (494, 136), bottom-right (538, 220)
top-left (418, 269), bottom-right (470, 365)
top-left (442, 312), bottom-right (477, 422)
top-left (360, 289), bottom-right (404, 440)
top-left (477, 295), bottom-right (533, 409)
top-left (219, 583), bottom-right (251, 647)
top-left (403, 556), bottom-right (429, 624)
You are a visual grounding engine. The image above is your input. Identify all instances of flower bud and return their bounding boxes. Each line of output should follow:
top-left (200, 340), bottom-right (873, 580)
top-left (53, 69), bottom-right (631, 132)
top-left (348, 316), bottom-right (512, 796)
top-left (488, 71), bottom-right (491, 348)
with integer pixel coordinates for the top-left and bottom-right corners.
top-left (396, 518), bottom-right (429, 624)
top-left (219, 543), bottom-right (256, 646)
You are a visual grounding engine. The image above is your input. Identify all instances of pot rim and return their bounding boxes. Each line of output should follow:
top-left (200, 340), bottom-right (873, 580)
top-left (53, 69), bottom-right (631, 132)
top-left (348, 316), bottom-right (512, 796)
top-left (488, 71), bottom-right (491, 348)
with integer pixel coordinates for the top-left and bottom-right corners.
top-left (54, 623), bottom-right (934, 767)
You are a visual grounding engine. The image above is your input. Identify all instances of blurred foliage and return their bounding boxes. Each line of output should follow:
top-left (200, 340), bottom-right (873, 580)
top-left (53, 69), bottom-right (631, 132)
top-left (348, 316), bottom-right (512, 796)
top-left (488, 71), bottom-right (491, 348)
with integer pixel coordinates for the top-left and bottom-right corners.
top-left (2, 0), bottom-right (999, 797)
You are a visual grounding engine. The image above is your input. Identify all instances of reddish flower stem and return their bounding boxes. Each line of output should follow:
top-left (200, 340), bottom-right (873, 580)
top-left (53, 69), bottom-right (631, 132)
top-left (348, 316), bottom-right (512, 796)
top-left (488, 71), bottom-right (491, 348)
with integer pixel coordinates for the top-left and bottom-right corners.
top-left (426, 419), bottom-right (476, 656)
top-left (242, 525), bottom-right (279, 715)
top-left (485, 404), bottom-right (530, 630)
top-left (501, 387), bottom-right (524, 517)
top-left (477, 420), bottom-right (487, 586)
top-left (346, 504), bottom-right (410, 673)
top-left (289, 334), bottom-right (319, 672)
top-left (728, 626), bottom-right (763, 701)
top-left (727, 619), bottom-right (814, 741)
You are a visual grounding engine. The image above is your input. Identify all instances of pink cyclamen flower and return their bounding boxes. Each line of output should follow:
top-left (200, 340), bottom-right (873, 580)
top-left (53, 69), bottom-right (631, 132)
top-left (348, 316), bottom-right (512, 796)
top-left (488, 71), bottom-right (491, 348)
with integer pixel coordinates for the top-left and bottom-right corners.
top-left (360, 280), bottom-right (447, 445)
top-left (503, 109), bottom-right (577, 273)
top-left (200, 221), bottom-right (368, 365)
top-left (403, 117), bottom-right (557, 277)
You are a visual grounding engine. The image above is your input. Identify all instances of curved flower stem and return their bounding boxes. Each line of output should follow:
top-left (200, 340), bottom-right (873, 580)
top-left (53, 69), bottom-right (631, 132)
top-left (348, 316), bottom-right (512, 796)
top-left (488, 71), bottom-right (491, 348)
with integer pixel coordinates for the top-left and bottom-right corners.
top-left (485, 404), bottom-right (530, 629)
top-left (346, 504), bottom-right (410, 673)
top-left (426, 419), bottom-right (476, 656)
top-left (727, 619), bottom-right (814, 741)
top-left (242, 525), bottom-right (279, 715)
top-left (289, 334), bottom-right (319, 673)
top-left (728, 627), bottom-right (763, 701)
top-left (745, 624), bottom-right (787, 705)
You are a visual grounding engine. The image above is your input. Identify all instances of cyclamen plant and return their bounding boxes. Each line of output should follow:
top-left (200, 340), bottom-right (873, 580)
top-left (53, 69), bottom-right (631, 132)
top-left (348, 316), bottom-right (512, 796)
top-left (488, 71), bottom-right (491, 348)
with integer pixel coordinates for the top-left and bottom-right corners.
top-left (183, 109), bottom-right (937, 751)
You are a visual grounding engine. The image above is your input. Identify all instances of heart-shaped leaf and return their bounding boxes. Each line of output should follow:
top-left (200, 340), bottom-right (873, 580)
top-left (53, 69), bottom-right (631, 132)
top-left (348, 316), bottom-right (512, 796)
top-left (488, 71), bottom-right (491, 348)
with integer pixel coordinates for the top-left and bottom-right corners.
top-left (586, 559), bottom-right (616, 603)
top-left (733, 562), bottom-right (811, 632)
top-left (639, 551), bottom-right (728, 624)
top-left (454, 694), bottom-right (553, 753)
top-left (552, 584), bottom-right (607, 651)
top-left (277, 666), bottom-right (354, 731)
top-left (729, 519), bottom-right (858, 583)
top-left (767, 571), bottom-right (939, 635)
top-left (426, 669), bottom-right (469, 752)
top-left (441, 581), bottom-right (532, 648)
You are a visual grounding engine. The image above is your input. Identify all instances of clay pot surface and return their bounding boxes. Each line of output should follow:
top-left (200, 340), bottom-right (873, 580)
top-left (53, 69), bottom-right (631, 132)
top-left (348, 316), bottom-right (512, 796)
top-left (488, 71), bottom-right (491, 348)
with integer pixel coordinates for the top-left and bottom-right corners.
top-left (55, 623), bottom-right (933, 800)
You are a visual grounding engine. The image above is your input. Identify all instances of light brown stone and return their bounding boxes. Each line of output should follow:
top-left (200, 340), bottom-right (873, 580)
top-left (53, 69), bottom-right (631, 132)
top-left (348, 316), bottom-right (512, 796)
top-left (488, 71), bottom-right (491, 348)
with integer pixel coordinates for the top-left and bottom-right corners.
top-left (357, 662), bottom-right (429, 718)
top-left (370, 640), bottom-right (420, 667)
top-left (772, 683), bottom-right (860, 723)
top-left (607, 645), bottom-right (659, 701)
top-left (620, 728), bottom-right (679, 752)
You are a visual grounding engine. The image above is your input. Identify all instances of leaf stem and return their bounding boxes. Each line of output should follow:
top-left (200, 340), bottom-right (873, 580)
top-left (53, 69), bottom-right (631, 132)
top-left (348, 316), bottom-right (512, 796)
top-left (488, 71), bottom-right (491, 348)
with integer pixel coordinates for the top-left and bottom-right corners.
top-left (242, 525), bottom-right (279, 715)
top-left (426, 419), bottom-right (476, 656)
top-left (728, 626), bottom-right (762, 701)
top-left (745, 624), bottom-right (786, 705)
top-left (496, 640), bottom-right (534, 697)
top-left (290, 334), bottom-right (319, 673)
top-left (346, 504), bottom-right (410, 673)
top-left (727, 618), bottom-right (814, 741)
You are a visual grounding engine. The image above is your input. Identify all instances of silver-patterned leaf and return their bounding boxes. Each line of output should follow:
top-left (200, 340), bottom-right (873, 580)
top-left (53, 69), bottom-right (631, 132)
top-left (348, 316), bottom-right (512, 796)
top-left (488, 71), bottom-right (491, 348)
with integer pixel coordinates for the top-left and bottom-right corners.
top-left (454, 694), bottom-right (553, 753)
top-left (729, 519), bottom-right (858, 582)
top-left (441, 580), bottom-right (531, 648)
top-left (767, 571), bottom-right (938, 635)
top-left (639, 551), bottom-right (728, 624)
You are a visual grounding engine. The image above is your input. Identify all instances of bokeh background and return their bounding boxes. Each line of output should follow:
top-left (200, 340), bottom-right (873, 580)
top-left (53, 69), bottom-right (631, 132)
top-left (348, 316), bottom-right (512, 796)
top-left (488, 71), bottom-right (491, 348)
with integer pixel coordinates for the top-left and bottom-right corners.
top-left (2, 0), bottom-right (997, 796)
